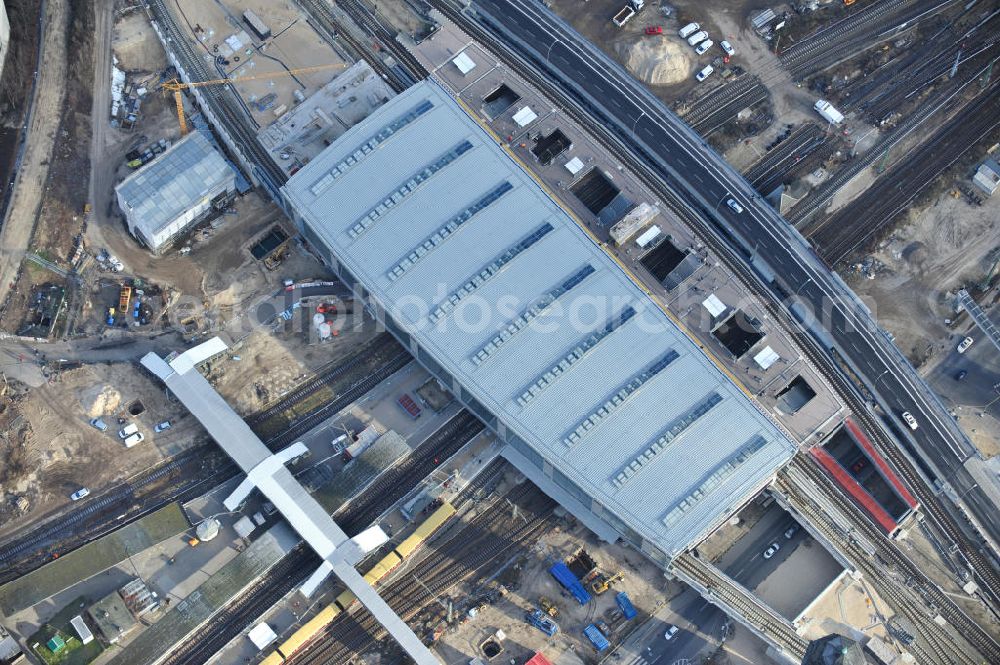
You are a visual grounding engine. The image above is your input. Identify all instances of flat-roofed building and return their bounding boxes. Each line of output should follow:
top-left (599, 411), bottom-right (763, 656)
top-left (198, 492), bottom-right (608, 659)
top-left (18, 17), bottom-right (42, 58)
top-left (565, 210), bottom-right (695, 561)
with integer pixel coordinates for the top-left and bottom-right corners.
top-left (115, 131), bottom-right (237, 253)
top-left (282, 81), bottom-right (798, 564)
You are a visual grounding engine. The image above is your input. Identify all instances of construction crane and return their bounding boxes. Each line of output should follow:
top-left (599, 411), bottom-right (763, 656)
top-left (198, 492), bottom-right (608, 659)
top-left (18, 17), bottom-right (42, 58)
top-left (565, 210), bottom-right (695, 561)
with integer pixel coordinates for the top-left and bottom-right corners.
top-left (161, 62), bottom-right (349, 135)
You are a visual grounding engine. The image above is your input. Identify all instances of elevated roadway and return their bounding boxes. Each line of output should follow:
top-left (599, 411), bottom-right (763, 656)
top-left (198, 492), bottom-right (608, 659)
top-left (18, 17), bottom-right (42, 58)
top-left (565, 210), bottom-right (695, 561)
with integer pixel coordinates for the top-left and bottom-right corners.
top-left (440, 0), bottom-right (1000, 600)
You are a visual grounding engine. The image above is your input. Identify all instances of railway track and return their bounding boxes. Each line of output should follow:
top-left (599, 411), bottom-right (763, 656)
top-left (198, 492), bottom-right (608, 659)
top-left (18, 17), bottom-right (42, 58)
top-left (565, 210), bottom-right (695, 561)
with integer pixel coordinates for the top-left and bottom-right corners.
top-left (835, 2), bottom-right (996, 123)
top-left (263, 350), bottom-right (414, 449)
top-left (779, 457), bottom-right (998, 665)
top-left (160, 546), bottom-right (315, 665)
top-left (338, 0), bottom-right (429, 81)
top-left (146, 0), bottom-right (287, 193)
top-left (1, 335), bottom-right (420, 580)
top-left (810, 80), bottom-right (1000, 262)
top-left (154, 412), bottom-right (487, 665)
top-left (435, 0), bottom-right (1000, 631)
top-left (328, 410), bottom-right (486, 528)
top-left (787, 62), bottom-right (982, 226)
top-left (295, 0), bottom-right (425, 93)
top-left (680, 74), bottom-right (768, 135)
top-left (247, 334), bottom-right (404, 426)
top-left (847, 23), bottom-right (1000, 125)
top-left (742, 123), bottom-right (827, 194)
top-left (779, 0), bottom-right (956, 79)
top-left (293, 481), bottom-right (554, 663)
top-left (672, 553), bottom-right (808, 660)
top-left (0, 445), bottom-right (236, 581)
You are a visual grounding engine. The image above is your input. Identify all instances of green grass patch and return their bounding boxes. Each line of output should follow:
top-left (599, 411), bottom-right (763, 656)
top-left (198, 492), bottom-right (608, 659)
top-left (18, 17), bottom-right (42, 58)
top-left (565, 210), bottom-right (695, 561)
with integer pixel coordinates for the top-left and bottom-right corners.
top-left (27, 596), bottom-right (104, 665)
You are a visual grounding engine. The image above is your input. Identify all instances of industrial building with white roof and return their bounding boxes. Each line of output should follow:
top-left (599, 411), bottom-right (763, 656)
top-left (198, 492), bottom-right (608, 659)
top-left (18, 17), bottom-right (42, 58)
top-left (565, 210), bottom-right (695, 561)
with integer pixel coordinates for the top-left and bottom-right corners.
top-left (281, 81), bottom-right (798, 563)
top-left (115, 131), bottom-right (237, 253)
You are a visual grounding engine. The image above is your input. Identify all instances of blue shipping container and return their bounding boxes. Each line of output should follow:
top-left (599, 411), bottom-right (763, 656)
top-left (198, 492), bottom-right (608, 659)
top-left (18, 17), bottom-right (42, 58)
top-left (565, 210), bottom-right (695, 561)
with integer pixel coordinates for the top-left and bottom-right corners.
top-left (549, 562), bottom-right (592, 605)
top-left (584, 624), bottom-right (610, 652)
top-left (616, 591), bottom-right (638, 620)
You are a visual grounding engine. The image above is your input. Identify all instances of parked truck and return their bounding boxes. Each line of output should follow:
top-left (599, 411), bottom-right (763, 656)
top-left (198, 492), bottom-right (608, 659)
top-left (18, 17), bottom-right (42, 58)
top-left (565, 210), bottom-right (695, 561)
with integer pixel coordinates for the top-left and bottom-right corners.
top-left (612, 6), bottom-right (635, 26)
top-left (814, 99), bottom-right (844, 124)
top-left (613, 0), bottom-right (644, 26)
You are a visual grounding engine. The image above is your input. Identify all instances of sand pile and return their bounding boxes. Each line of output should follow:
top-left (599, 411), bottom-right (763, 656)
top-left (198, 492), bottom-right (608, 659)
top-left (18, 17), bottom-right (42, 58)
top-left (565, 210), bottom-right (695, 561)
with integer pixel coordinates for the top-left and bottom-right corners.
top-left (617, 38), bottom-right (690, 86)
top-left (81, 384), bottom-right (121, 418)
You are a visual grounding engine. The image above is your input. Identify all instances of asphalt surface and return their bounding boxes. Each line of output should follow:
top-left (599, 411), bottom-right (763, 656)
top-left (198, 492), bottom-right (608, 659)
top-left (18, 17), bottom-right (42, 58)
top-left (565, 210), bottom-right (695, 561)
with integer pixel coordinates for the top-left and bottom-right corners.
top-left (715, 507), bottom-right (805, 591)
top-left (468, 0), bottom-right (1000, 551)
top-left (635, 588), bottom-right (726, 665)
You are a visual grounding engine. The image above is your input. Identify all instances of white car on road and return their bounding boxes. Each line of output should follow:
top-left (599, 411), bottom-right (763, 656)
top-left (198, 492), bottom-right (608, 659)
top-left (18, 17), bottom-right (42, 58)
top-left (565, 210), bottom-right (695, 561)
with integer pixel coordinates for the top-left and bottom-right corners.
top-left (901, 411), bottom-right (919, 431)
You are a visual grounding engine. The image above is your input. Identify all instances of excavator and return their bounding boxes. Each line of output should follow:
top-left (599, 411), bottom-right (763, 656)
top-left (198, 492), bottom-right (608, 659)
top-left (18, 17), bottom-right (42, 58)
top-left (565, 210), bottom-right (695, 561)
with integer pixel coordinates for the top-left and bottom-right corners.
top-left (160, 62), bottom-right (348, 135)
top-left (590, 570), bottom-right (625, 595)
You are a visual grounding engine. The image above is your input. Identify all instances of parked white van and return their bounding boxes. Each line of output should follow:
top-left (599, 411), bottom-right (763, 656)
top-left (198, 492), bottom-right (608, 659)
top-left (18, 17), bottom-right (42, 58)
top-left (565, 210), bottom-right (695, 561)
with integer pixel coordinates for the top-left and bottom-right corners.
top-left (124, 432), bottom-right (145, 448)
top-left (678, 22), bottom-right (700, 39)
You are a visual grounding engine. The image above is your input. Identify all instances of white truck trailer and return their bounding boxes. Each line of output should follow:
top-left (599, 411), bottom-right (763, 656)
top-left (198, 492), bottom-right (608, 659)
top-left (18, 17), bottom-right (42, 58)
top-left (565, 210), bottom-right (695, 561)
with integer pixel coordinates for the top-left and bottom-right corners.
top-left (814, 100), bottom-right (844, 125)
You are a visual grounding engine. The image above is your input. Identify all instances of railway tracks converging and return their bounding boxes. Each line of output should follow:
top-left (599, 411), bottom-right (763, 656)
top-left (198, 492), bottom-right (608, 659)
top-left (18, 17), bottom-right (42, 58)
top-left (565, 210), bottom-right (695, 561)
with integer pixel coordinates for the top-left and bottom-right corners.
top-left (292, 481), bottom-right (553, 664)
top-left (742, 123), bottom-right (828, 195)
top-left (779, 456), bottom-right (1000, 665)
top-left (787, 61), bottom-right (984, 227)
top-left (810, 81), bottom-right (1000, 263)
top-left (824, 3), bottom-right (1000, 129)
top-left (780, 0), bottom-right (958, 79)
top-left (156, 411), bottom-right (487, 665)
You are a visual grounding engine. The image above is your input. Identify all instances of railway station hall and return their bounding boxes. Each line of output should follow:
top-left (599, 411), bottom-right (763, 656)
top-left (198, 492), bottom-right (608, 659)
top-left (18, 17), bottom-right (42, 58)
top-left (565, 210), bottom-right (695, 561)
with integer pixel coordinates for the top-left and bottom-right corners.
top-left (281, 81), bottom-right (799, 565)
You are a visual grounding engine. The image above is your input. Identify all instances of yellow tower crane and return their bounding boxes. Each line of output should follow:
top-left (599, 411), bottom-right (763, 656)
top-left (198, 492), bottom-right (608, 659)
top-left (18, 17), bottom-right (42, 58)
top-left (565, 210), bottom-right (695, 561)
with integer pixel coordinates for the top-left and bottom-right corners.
top-left (161, 62), bottom-right (349, 135)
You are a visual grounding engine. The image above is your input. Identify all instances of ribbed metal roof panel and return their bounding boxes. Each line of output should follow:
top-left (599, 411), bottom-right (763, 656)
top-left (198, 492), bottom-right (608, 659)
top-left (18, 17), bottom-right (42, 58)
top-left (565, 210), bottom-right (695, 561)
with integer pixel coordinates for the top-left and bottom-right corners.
top-left (116, 132), bottom-right (236, 239)
top-left (282, 81), bottom-right (797, 557)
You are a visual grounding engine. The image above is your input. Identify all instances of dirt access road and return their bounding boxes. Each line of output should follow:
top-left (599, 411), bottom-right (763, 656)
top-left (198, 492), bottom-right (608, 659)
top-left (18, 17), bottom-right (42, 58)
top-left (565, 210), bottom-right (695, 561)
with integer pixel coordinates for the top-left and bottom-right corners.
top-left (0, 0), bottom-right (69, 319)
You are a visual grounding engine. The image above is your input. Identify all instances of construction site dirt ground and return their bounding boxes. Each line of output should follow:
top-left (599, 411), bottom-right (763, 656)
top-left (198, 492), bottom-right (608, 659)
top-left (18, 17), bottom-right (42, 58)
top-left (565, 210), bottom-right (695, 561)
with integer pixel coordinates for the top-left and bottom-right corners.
top-left (845, 192), bottom-right (1000, 458)
top-left (0, 361), bottom-right (198, 541)
top-left (377, 0), bottom-right (436, 41)
top-left (205, 317), bottom-right (381, 416)
top-left (797, 573), bottom-right (894, 650)
top-left (545, 1), bottom-right (818, 153)
top-left (90, 6), bottom-right (337, 323)
top-left (172, 0), bottom-right (349, 128)
top-left (898, 522), bottom-right (1000, 642)
top-left (433, 508), bottom-right (680, 665)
